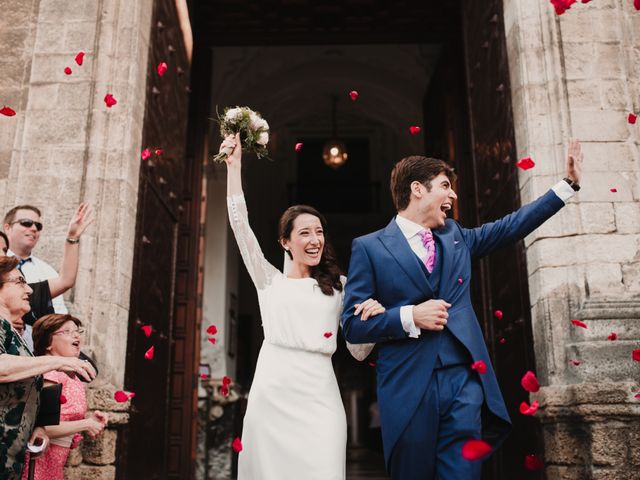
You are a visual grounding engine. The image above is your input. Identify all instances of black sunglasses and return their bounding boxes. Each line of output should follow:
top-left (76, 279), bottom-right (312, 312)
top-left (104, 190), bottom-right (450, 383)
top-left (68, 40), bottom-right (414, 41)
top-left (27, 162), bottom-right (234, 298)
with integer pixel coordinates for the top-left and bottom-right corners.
top-left (11, 219), bottom-right (43, 231)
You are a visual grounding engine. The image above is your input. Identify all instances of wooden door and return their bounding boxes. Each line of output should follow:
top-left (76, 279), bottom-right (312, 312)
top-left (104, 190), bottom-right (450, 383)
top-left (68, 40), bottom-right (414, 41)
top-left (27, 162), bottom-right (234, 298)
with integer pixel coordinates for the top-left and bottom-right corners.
top-left (460, 1), bottom-right (544, 478)
top-left (118, 0), bottom-right (206, 478)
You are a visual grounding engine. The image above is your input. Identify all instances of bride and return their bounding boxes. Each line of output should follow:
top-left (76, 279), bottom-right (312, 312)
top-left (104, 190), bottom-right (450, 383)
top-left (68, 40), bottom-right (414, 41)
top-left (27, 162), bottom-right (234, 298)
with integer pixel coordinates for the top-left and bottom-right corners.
top-left (221, 134), bottom-right (383, 479)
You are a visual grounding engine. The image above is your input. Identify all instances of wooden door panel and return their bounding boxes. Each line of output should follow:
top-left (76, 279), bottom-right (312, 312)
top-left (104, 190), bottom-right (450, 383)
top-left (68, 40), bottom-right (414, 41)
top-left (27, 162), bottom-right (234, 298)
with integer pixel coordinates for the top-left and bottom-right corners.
top-left (119, 0), bottom-right (199, 478)
top-left (461, 0), bottom-right (544, 478)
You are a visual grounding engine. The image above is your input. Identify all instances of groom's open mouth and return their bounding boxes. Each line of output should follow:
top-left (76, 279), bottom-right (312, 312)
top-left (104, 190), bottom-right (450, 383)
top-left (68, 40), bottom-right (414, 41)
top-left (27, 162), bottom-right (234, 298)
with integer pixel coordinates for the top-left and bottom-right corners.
top-left (440, 203), bottom-right (452, 214)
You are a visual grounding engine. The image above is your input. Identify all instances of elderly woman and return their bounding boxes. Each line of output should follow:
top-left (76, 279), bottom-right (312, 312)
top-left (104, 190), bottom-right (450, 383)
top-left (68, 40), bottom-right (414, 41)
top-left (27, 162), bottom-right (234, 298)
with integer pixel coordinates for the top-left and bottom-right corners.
top-left (0, 257), bottom-right (95, 480)
top-left (22, 314), bottom-right (107, 480)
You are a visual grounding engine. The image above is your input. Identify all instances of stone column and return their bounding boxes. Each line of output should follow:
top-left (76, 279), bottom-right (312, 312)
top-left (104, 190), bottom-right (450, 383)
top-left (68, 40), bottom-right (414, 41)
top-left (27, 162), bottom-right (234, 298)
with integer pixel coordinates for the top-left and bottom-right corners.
top-left (0, 0), bottom-right (154, 478)
top-left (503, 0), bottom-right (640, 478)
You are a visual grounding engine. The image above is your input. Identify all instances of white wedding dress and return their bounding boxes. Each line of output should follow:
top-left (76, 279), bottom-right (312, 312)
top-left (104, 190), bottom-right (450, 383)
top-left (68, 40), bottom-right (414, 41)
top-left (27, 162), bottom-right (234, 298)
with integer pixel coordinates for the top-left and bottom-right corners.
top-left (227, 194), bottom-right (372, 480)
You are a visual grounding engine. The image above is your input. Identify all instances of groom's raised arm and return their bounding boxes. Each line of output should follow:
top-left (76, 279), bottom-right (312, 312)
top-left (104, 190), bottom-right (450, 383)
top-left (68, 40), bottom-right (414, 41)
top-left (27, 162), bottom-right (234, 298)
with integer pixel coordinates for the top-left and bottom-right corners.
top-left (342, 239), bottom-right (408, 344)
top-left (461, 181), bottom-right (573, 259)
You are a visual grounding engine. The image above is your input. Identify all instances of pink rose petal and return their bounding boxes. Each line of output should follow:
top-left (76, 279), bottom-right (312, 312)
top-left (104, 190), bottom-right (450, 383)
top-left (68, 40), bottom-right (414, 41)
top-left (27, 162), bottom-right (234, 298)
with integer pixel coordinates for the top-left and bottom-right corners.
top-left (461, 439), bottom-right (492, 461)
top-left (519, 400), bottom-right (539, 415)
top-left (157, 62), bottom-right (168, 77)
top-left (516, 157), bottom-right (535, 170)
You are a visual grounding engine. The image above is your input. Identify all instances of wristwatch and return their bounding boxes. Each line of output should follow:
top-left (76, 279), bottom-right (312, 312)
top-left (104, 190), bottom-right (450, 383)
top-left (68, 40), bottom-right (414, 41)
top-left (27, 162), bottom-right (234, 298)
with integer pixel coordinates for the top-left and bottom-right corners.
top-left (563, 177), bottom-right (580, 192)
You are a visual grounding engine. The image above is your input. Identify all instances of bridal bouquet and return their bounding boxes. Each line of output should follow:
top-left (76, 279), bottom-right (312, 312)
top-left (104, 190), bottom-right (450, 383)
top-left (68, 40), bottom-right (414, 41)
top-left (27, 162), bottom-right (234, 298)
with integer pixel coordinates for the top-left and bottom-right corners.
top-left (212, 106), bottom-right (270, 162)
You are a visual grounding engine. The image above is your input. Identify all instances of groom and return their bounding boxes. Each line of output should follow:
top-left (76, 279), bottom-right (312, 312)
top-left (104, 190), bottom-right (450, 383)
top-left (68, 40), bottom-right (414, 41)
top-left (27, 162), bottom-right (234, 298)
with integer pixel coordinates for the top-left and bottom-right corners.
top-left (342, 140), bottom-right (583, 479)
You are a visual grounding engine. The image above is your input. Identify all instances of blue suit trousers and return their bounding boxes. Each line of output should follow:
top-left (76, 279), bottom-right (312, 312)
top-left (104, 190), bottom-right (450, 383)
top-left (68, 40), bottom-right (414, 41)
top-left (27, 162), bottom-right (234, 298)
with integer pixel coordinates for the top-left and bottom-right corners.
top-left (389, 365), bottom-right (484, 480)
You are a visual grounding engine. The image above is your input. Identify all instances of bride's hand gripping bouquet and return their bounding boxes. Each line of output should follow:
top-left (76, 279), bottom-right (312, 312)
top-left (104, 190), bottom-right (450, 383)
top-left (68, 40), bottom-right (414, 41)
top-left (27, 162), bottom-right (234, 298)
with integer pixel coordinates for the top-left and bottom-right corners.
top-left (212, 106), bottom-right (270, 162)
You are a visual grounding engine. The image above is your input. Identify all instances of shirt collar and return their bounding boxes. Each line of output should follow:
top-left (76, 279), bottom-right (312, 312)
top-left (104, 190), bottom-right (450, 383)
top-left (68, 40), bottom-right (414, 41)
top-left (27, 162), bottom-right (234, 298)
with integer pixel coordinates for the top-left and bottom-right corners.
top-left (395, 214), bottom-right (430, 240)
top-left (6, 249), bottom-right (33, 262)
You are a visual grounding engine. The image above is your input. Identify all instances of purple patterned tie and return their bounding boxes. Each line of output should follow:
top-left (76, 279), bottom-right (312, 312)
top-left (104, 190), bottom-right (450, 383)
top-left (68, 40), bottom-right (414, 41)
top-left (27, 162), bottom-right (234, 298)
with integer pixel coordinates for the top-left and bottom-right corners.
top-left (418, 229), bottom-right (436, 273)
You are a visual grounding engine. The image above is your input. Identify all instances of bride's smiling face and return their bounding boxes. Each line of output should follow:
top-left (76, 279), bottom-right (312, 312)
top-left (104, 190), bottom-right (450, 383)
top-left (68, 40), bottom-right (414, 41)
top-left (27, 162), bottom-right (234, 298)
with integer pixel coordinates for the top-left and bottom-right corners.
top-left (281, 213), bottom-right (325, 268)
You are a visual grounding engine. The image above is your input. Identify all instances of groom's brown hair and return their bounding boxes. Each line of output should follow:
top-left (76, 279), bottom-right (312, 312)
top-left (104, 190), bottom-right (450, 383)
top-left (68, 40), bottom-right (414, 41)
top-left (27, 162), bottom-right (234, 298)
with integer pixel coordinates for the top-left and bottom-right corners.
top-left (390, 155), bottom-right (456, 211)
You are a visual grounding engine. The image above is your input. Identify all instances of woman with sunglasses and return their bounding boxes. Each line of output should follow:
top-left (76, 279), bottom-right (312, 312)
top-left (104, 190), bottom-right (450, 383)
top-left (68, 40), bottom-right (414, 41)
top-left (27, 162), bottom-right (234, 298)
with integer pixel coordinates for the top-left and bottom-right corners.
top-left (21, 314), bottom-right (108, 480)
top-left (0, 257), bottom-right (96, 480)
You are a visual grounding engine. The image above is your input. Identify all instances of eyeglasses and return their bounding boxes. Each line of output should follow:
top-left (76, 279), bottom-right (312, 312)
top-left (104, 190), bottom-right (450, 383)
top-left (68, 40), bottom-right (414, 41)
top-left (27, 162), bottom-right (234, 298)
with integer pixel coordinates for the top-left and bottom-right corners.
top-left (0, 276), bottom-right (28, 286)
top-left (53, 328), bottom-right (85, 337)
top-left (11, 219), bottom-right (43, 231)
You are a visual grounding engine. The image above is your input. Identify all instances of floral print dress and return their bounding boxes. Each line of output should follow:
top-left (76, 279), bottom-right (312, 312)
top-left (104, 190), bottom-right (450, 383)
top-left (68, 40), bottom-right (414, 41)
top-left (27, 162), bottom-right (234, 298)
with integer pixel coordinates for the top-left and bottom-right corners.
top-left (0, 318), bottom-right (42, 480)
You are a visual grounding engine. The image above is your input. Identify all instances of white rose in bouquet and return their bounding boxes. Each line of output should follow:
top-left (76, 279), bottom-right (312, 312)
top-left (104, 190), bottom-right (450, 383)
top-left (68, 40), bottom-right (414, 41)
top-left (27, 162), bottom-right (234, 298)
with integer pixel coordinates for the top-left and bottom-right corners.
top-left (257, 131), bottom-right (269, 146)
top-left (212, 106), bottom-right (270, 162)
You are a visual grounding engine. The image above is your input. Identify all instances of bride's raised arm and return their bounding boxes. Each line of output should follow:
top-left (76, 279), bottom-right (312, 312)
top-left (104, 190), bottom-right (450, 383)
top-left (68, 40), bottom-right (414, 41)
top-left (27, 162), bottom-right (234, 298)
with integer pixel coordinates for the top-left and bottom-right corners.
top-left (223, 133), bottom-right (280, 290)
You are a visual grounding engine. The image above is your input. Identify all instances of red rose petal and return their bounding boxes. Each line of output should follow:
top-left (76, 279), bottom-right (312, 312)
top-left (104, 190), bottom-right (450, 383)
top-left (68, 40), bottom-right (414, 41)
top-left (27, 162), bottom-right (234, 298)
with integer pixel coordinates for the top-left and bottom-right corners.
top-left (64, 67), bottom-right (72, 75)
top-left (458, 277), bottom-right (463, 284)
top-left (524, 453), bottom-right (544, 471)
top-left (141, 324), bottom-right (152, 337)
top-left (635, 0), bottom-right (640, 11)
top-left (295, 142), bottom-right (303, 152)
top-left (519, 400), bottom-right (539, 416)
top-left (59, 394), bottom-right (67, 404)
top-left (207, 337), bottom-right (217, 345)
top-left (157, 62), bottom-right (168, 77)
top-left (222, 375), bottom-right (232, 386)
top-left (516, 157), bottom-right (535, 170)
top-left (75, 51), bottom-right (85, 66)
top-left (220, 385), bottom-right (229, 397)
top-left (232, 437), bottom-right (243, 453)
top-left (635, 393), bottom-right (640, 399)
top-left (632, 349), bottom-right (640, 362)
top-left (206, 325), bottom-right (218, 335)
top-left (324, 332), bottom-right (333, 338)
top-left (550, 0), bottom-right (576, 15)
top-left (141, 148), bottom-right (151, 160)
top-left (499, 337), bottom-right (506, 345)
top-left (521, 371), bottom-right (540, 393)
top-left (104, 93), bottom-right (117, 108)
top-left (471, 360), bottom-right (487, 374)
top-left (368, 361), bottom-right (377, 367)
top-left (630, 113), bottom-right (638, 124)
top-left (144, 345), bottom-right (155, 360)
top-left (461, 439), bottom-right (492, 461)
top-left (409, 126), bottom-right (421, 135)
top-left (0, 106), bottom-right (16, 117)
top-left (349, 90), bottom-right (359, 101)
top-left (607, 332), bottom-right (617, 341)
top-left (200, 373), bottom-right (209, 380)
top-left (114, 390), bottom-right (134, 403)
top-left (610, 188), bottom-right (617, 193)
top-left (494, 309), bottom-right (503, 320)
top-left (154, 149), bottom-right (163, 156)
top-left (569, 359), bottom-right (581, 366)
top-left (571, 319), bottom-right (588, 329)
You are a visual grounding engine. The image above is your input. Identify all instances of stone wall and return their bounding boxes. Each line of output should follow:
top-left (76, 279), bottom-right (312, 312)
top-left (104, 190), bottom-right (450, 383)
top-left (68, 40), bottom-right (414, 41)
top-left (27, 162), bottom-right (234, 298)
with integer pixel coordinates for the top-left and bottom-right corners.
top-left (503, 0), bottom-right (640, 477)
top-left (0, 0), bottom-right (155, 478)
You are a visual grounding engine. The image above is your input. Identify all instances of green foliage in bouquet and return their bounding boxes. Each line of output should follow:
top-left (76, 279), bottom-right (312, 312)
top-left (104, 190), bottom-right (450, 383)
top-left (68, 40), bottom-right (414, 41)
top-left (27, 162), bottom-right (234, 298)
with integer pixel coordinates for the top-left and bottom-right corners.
top-left (212, 106), bottom-right (270, 162)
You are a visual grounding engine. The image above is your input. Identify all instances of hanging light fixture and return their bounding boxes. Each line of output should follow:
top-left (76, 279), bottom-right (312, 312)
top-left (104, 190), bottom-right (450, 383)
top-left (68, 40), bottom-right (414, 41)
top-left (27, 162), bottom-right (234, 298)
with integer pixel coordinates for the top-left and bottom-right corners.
top-left (322, 95), bottom-right (348, 169)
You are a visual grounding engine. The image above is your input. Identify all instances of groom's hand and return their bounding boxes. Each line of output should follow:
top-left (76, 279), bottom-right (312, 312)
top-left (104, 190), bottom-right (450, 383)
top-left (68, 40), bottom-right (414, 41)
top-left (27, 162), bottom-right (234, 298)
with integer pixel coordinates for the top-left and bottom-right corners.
top-left (412, 299), bottom-right (451, 331)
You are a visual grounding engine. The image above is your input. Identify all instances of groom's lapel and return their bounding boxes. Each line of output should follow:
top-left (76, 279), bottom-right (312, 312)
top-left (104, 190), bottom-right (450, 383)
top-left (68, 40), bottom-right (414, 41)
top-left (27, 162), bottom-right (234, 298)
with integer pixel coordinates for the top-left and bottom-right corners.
top-left (432, 225), bottom-right (455, 296)
top-left (380, 219), bottom-right (434, 294)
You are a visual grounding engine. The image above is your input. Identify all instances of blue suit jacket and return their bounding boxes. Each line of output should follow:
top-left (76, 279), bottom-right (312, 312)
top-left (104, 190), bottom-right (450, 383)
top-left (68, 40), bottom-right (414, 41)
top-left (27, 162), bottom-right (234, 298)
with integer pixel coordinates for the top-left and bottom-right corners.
top-left (342, 189), bottom-right (565, 465)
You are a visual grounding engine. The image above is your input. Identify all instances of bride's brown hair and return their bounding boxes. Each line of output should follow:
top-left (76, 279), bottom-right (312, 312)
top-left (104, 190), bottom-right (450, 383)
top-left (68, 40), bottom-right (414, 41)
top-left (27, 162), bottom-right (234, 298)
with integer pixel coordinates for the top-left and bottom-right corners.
top-left (278, 205), bottom-right (342, 296)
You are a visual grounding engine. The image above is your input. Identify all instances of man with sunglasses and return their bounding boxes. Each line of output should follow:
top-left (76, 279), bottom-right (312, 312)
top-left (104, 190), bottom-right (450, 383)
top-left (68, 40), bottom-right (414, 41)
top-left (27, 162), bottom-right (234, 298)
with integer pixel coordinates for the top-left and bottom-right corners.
top-left (3, 205), bottom-right (69, 349)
